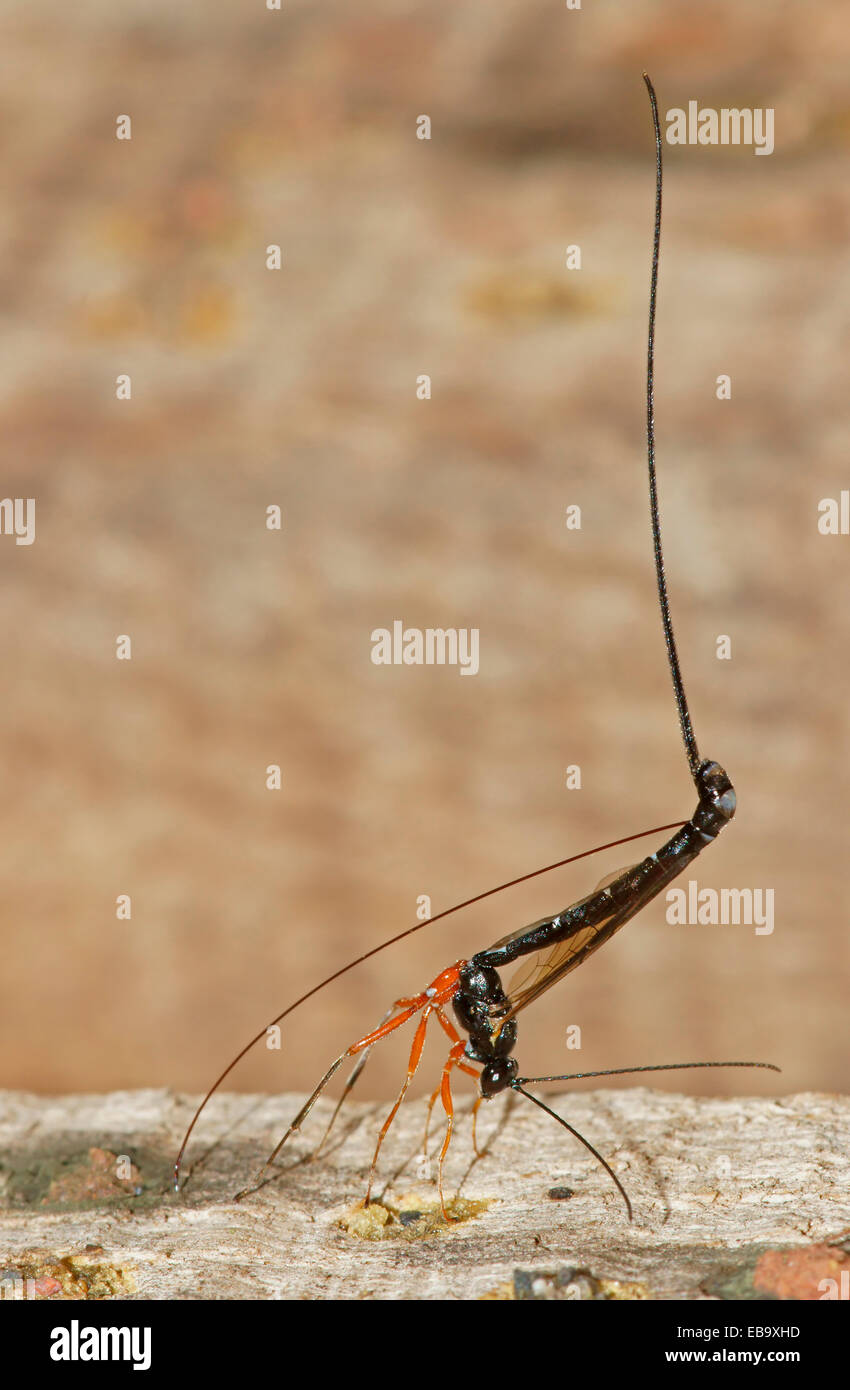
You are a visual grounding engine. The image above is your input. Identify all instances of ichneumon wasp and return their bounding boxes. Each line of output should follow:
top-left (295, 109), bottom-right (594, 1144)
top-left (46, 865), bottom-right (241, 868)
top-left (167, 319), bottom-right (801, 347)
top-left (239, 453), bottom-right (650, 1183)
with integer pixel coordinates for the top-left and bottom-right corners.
top-left (174, 74), bottom-right (778, 1224)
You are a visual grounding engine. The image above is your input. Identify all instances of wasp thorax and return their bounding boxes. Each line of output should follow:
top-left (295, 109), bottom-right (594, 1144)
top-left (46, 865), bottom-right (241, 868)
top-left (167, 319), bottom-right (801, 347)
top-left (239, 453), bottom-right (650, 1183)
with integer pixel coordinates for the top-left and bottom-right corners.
top-left (454, 963), bottom-right (507, 1035)
top-left (458, 963), bottom-right (503, 1000)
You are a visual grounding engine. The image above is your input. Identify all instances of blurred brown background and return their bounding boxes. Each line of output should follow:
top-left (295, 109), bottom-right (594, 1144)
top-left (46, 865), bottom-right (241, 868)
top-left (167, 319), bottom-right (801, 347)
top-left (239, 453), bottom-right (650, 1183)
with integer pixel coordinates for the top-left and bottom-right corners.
top-left (0, 0), bottom-right (847, 1113)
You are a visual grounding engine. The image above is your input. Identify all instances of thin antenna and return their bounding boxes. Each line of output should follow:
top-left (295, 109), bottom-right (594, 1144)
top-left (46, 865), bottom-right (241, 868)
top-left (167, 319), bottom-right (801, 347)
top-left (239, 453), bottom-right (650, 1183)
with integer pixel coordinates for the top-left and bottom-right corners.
top-left (516, 1060), bottom-right (781, 1085)
top-left (642, 73), bottom-right (701, 782)
top-left (513, 1084), bottom-right (633, 1220)
top-left (513, 1061), bottom-right (780, 1220)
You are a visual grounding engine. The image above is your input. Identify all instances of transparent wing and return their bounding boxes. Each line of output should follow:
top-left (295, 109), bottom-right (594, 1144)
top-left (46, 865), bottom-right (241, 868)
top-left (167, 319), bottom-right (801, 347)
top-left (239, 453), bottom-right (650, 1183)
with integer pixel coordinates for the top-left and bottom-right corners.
top-left (503, 864), bottom-right (640, 1021)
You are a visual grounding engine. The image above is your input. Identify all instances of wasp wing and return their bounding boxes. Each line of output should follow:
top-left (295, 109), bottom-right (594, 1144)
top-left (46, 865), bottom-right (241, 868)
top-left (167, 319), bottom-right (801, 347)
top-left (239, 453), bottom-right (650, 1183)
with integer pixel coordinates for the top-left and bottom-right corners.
top-left (502, 864), bottom-right (641, 1021)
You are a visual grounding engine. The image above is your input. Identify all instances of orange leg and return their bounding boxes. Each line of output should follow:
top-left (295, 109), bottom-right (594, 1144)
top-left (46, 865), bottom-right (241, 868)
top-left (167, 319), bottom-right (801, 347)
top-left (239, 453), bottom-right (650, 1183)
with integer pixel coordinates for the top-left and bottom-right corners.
top-left (242, 966), bottom-right (465, 1199)
top-left (349, 994), bottom-right (428, 1056)
top-left (423, 1080), bottom-right (442, 1156)
top-left (434, 1007), bottom-right (479, 1081)
top-left (351, 967), bottom-right (464, 1204)
top-left (435, 1040), bottom-right (468, 1220)
top-left (431, 1084), bottom-right (485, 1160)
top-left (423, 1009), bottom-right (479, 1155)
top-left (365, 1004), bottom-right (433, 1205)
top-left (314, 996), bottom-right (429, 1156)
top-left (246, 996), bottom-right (428, 1190)
top-left (436, 1005), bottom-right (487, 1159)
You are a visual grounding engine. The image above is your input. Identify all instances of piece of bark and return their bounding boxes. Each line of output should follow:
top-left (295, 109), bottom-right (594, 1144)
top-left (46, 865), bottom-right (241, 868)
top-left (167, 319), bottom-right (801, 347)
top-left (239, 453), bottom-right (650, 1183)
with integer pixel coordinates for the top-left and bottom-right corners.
top-left (0, 1088), bottom-right (847, 1300)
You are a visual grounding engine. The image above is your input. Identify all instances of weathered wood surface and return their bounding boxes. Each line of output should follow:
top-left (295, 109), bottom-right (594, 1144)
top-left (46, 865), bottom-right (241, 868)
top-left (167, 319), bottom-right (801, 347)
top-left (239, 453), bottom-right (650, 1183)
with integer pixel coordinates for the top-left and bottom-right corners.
top-left (0, 1089), bottom-right (848, 1300)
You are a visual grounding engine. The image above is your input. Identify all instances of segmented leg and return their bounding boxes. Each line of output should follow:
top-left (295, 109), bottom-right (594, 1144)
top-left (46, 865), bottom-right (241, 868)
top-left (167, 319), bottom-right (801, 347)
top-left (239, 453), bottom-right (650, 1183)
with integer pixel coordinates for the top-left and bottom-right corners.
top-left (237, 963), bottom-right (465, 1206)
top-left (314, 999), bottom-right (420, 1156)
top-left (423, 1008), bottom-right (479, 1156)
top-left (365, 1005), bottom-right (433, 1204)
top-left (436, 1040), bottom-right (468, 1220)
top-left (359, 965), bottom-right (464, 1203)
top-left (238, 993), bottom-right (430, 1197)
